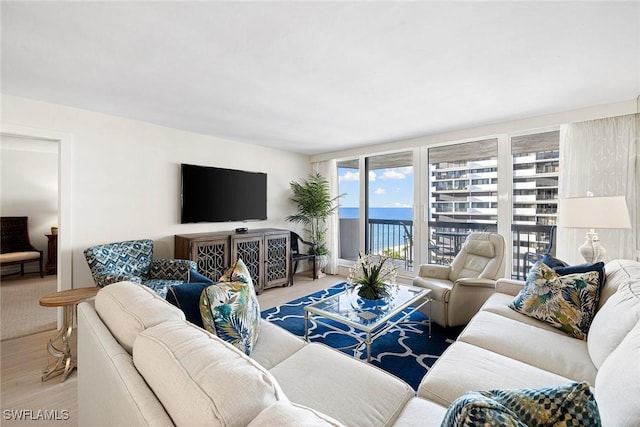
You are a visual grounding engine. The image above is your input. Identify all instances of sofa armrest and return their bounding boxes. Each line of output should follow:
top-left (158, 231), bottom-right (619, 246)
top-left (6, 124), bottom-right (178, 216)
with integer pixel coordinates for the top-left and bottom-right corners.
top-left (418, 264), bottom-right (451, 280)
top-left (454, 278), bottom-right (496, 289)
top-left (95, 273), bottom-right (142, 288)
top-left (495, 279), bottom-right (524, 296)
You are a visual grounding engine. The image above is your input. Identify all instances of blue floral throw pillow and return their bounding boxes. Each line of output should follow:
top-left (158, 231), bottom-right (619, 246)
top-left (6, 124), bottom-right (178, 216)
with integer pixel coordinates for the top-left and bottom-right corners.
top-left (510, 262), bottom-right (601, 340)
top-left (442, 382), bottom-right (601, 427)
top-left (200, 258), bottom-right (261, 355)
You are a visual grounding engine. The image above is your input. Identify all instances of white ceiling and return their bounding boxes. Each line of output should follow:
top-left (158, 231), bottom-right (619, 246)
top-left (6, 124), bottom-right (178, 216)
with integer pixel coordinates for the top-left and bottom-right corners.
top-left (2, 1), bottom-right (639, 155)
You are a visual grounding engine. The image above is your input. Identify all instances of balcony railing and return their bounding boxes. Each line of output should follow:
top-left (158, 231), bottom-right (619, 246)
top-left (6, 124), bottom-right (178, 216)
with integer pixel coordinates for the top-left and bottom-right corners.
top-left (367, 219), bottom-right (414, 269)
top-left (427, 221), bottom-right (555, 280)
top-left (340, 218), bottom-right (554, 279)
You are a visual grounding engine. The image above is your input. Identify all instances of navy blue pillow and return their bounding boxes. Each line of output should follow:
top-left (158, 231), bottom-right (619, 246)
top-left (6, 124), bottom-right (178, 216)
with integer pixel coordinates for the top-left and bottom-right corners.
top-left (541, 254), bottom-right (606, 289)
top-left (540, 253), bottom-right (569, 269)
top-left (556, 261), bottom-right (606, 288)
top-left (166, 282), bottom-right (210, 328)
top-left (189, 269), bottom-right (214, 285)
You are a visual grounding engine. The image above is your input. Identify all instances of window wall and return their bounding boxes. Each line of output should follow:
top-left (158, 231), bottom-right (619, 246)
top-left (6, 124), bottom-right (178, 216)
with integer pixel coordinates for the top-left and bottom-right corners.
top-left (335, 129), bottom-right (560, 280)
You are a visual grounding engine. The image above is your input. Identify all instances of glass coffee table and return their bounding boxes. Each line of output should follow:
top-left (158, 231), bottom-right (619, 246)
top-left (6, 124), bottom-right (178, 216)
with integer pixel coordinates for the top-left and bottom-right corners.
top-left (304, 284), bottom-right (432, 362)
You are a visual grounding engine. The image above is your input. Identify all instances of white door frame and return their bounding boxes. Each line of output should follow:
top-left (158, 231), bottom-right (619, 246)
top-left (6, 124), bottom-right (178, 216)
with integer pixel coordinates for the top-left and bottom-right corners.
top-left (1, 123), bottom-right (73, 292)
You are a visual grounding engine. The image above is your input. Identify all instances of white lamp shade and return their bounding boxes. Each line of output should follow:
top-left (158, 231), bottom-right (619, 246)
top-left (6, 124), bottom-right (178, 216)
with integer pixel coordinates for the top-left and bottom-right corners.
top-left (559, 196), bottom-right (631, 229)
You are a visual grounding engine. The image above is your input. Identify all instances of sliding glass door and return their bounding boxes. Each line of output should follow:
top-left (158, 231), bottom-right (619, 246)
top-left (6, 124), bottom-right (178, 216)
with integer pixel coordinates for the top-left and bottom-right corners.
top-left (365, 152), bottom-right (414, 271)
top-left (337, 151), bottom-right (415, 272)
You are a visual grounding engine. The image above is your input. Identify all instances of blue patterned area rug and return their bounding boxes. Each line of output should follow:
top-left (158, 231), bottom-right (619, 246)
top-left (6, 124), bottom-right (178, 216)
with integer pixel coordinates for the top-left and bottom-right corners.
top-left (261, 283), bottom-right (462, 390)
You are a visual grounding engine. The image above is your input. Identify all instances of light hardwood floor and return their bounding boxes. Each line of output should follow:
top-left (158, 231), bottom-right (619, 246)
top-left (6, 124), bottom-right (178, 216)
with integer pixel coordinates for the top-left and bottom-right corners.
top-left (0, 273), bottom-right (345, 426)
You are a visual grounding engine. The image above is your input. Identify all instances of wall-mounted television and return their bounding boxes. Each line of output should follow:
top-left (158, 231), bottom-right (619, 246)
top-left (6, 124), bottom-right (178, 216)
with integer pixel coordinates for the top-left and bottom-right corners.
top-left (181, 163), bottom-right (267, 223)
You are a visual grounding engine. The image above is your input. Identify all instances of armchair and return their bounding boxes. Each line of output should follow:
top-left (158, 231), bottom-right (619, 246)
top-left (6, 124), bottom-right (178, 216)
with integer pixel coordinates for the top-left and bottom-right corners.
top-left (84, 239), bottom-right (209, 298)
top-left (289, 231), bottom-right (317, 285)
top-left (413, 232), bottom-right (506, 327)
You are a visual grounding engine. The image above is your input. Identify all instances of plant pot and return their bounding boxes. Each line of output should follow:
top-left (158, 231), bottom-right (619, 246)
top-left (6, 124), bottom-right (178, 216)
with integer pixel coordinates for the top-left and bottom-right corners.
top-left (315, 254), bottom-right (328, 279)
top-left (357, 285), bottom-right (383, 300)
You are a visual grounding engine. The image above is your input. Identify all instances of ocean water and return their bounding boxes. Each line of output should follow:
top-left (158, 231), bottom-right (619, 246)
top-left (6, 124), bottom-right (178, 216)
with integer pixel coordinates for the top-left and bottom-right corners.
top-left (339, 207), bottom-right (413, 221)
top-left (339, 207), bottom-right (414, 254)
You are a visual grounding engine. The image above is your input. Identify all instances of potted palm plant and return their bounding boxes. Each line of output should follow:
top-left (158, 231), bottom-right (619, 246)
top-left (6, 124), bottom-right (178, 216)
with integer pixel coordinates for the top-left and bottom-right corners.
top-left (286, 172), bottom-right (340, 277)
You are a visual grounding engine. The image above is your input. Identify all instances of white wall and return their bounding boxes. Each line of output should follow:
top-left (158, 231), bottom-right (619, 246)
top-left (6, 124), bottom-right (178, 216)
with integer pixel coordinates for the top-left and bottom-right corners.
top-left (0, 136), bottom-right (58, 272)
top-left (1, 95), bottom-right (311, 287)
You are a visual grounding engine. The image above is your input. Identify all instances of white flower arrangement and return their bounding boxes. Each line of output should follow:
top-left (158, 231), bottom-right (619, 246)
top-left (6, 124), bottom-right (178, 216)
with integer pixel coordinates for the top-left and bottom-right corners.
top-left (347, 253), bottom-right (398, 300)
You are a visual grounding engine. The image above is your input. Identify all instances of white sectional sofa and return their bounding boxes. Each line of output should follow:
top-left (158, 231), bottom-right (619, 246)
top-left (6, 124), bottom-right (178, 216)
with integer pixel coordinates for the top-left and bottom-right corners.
top-left (77, 259), bottom-right (640, 426)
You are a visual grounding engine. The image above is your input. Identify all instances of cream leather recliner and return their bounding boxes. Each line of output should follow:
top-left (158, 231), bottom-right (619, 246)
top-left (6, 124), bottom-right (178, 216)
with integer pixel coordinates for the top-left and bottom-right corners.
top-left (413, 232), bottom-right (506, 327)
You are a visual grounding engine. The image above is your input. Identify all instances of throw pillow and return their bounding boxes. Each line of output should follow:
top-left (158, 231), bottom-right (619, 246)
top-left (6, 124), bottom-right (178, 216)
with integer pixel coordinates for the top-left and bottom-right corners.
top-left (442, 382), bottom-right (601, 427)
top-left (510, 262), bottom-right (601, 340)
top-left (541, 254), bottom-right (606, 290)
top-left (200, 258), bottom-right (261, 355)
top-left (555, 261), bottom-right (606, 289)
top-left (441, 392), bottom-right (525, 427)
top-left (540, 253), bottom-right (569, 269)
top-left (166, 282), bottom-right (211, 328)
top-left (188, 269), bottom-right (214, 285)
top-left (219, 256), bottom-right (254, 283)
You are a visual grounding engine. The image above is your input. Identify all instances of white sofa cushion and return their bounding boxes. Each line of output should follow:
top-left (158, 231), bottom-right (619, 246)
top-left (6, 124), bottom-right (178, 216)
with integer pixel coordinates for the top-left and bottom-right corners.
top-left (588, 279), bottom-right (640, 368)
top-left (418, 342), bottom-right (573, 407)
top-left (248, 402), bottom-right (344, 427)
top-left (269, 342), bottom-right (414, 427)
top-left (599, 259), bottom-right (640, 309)
top-left (392, 398), bottom-right (447, 427)
top-left (595, 319), bottom-right (640, 426)
top-left (458, 311), bottom-right (597, 383)
top-left (133, 320), bottom-right (287, 427)
top-left (252, 320), bottom-right (307, 370)
top-left (95, 281), bottom-right (185, 353)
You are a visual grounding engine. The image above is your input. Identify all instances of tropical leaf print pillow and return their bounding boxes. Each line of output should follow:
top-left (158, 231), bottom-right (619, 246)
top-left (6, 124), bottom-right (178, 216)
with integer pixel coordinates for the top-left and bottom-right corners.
top-left (510, 262), bottom-right (601, 340)
top-left (200, 258), bottom-right (261, 355)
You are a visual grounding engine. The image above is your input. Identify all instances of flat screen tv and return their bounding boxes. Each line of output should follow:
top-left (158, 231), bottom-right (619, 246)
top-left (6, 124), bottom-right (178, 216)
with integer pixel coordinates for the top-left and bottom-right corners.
top-left (181, 163), bottom-right (267, 223)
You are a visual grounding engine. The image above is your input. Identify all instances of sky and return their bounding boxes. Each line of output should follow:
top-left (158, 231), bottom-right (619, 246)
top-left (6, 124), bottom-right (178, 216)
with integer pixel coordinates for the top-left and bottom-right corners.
top-left (338, 166), bottom-right (414, 208)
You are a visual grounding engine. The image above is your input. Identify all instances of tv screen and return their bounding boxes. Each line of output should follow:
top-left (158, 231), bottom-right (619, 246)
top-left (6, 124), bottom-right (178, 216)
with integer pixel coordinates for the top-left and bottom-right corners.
top-left (181, 164), bottom-right (267, 223)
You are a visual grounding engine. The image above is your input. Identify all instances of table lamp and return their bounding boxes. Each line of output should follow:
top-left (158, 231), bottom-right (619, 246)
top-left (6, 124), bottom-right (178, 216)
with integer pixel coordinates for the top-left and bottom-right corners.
top-left (559, 195), bottom-right (631, 263)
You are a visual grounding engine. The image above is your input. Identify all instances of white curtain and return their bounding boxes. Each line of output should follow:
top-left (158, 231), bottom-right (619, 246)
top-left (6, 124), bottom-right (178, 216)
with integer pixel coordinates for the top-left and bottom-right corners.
top-left (312, 159), bottom-right (339, 274)
top-left (557, 114), bottom-right (638, 264)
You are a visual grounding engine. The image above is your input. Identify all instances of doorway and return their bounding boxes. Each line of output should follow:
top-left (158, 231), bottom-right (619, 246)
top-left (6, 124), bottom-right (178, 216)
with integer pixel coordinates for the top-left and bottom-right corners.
top-left (0, 135), bottom-right (59, 339)
top-left (1, 124), bottom-right (72, 293)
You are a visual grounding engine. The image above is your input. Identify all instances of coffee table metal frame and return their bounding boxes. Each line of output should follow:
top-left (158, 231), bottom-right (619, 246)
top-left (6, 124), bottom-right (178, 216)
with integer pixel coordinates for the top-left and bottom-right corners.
top-left (304, 284), bottom-right (432, 362)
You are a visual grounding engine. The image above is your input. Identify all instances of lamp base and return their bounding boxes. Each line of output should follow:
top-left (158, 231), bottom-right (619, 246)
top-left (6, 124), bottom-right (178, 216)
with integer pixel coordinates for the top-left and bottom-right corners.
top-left (578, 230), bottom-right (606, 263)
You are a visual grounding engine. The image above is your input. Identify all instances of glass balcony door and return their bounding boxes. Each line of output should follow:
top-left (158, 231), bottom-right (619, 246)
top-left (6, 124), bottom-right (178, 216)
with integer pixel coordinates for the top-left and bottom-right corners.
top-left (337, 151), bottom-right (415, 273)
top-left (365, 152), bottom-right (414, 271)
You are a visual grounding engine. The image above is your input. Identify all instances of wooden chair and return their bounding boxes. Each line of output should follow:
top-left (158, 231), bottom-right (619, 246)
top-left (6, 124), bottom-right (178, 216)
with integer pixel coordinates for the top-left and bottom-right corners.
top-left (0, 216), bottom-right (44, 278)
top-left (289, 231), bottom-right (317, 285)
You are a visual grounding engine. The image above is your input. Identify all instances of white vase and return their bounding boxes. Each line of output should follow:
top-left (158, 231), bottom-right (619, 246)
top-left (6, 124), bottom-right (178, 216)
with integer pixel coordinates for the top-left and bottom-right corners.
top-left (315, 254), bottom-right (329, 279)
